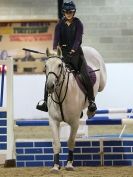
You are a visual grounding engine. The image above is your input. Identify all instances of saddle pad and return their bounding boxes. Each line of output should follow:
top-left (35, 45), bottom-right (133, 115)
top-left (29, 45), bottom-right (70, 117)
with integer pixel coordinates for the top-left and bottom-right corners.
top-left (75, 65), bottom-right (96, 95)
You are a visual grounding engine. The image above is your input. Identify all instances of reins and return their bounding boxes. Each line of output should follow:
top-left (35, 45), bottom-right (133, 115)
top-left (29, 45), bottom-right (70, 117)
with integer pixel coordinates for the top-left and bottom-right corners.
top-left (51, 70), bottom-right (70, 122)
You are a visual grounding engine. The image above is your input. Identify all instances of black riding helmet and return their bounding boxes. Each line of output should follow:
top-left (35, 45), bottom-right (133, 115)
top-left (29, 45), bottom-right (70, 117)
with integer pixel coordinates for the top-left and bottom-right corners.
top-left (62, 1), bottom-right (76, 12)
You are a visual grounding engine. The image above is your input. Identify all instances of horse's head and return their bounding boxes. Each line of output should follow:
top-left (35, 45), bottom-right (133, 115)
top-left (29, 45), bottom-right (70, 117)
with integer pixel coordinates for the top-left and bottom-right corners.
top-left (45, 47), bottom-right (64, 94)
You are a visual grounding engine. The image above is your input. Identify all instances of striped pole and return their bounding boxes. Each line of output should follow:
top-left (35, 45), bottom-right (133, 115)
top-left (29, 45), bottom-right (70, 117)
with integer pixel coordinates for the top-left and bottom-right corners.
top-left (15, 117), bottom-right (133, 127)
top-left (96, 108), bottom-right (132, 114)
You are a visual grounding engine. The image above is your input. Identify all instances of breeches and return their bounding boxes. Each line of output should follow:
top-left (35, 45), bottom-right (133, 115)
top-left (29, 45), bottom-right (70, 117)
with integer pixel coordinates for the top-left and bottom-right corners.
top-left (61, 47), bottom-right (82, 72)
top-left (61, 47), bottom-right (94, 100)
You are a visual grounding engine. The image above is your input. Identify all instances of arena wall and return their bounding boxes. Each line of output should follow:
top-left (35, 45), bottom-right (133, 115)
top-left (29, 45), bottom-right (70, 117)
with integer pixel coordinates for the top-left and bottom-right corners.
top-left (0, 0), bottom-right (133, 62)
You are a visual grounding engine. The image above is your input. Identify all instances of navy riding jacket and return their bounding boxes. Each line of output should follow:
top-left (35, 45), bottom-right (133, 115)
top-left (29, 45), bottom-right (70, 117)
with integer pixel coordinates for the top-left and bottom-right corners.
top-left (53, 17), bottom-right (83, 51)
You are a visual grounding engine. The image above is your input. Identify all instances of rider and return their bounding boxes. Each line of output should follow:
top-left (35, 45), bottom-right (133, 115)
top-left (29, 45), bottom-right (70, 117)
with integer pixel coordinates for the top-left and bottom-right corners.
top-left (36, 1), bottom-right (97, 114)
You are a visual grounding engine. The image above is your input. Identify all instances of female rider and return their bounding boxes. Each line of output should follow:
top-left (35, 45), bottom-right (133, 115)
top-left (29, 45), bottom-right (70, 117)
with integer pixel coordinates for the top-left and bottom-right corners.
top-left (36, 1), bottom-right (97, 115)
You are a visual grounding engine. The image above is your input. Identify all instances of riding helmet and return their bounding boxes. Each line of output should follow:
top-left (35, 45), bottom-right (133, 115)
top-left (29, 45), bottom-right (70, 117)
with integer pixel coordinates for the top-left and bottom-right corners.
top-left (62, 1), bottom-right (76, 12)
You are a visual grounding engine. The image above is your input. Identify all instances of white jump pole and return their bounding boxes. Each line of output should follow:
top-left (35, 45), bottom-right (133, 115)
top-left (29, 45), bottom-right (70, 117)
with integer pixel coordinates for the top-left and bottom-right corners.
top-left (0, 58), bottom-right (15, 167)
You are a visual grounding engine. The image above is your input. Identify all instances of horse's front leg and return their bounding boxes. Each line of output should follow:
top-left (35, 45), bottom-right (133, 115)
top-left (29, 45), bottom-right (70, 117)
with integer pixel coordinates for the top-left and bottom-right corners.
top-left (49, 118), bottom-right (60, 173)
top-left (66, 119), bottom-right (79, 171)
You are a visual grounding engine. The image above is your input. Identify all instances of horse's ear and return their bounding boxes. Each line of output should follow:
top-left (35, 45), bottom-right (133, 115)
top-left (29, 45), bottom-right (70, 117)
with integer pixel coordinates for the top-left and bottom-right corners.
top-left (57, 46), bottom-right (62, 58)
top-left (46, 48), bottom-right (50, 57)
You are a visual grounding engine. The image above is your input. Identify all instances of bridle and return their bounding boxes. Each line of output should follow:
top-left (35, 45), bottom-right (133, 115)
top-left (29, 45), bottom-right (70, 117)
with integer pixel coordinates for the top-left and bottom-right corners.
top-left (46, 57), bottom-right (70, 121)
top-left (47, 60), bottom-right (64, 88)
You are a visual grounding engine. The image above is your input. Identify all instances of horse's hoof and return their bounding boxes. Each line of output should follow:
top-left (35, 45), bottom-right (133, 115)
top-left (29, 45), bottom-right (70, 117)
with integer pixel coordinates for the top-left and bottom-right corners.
top-left (65, 161), bottom-right (74, 171)
top-left (65, 166), bottom-right (74, 171)
top-left (87, 110), bottom-right (96, 118)
top-left (50, 164), bottom-right (60, 174)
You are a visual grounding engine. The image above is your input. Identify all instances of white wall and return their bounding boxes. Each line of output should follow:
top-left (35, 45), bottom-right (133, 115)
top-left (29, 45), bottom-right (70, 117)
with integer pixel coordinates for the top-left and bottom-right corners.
top-left (2, 63), bottom-right (133, 119)
top-left (14, 74), bottom-right (48, 119)
top-left (96, 63), bottom-right (133, 109)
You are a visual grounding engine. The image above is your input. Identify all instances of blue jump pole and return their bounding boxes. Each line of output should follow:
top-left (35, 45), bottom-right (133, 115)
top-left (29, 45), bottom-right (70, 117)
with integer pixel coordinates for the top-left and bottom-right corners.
top-left (0, 65), bottom-right (5, 107)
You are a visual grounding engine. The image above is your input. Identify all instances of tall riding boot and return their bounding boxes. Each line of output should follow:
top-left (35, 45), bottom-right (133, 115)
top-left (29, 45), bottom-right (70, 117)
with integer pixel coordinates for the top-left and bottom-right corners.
top-left (36, 84), bottom-right (48, 112)
top-left (80, 56), bottom-right (97, 113)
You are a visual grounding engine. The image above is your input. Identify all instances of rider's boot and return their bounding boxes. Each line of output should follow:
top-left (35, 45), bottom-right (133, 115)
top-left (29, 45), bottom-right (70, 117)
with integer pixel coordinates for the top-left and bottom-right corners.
top-left (80, 54), bottom-right (97, 117)
top-left (87, 99), bottom-right (97, 118)
top-left (36, 100), bottom-right (48, 112)
top-left (88, 99), bottom-right (97, 112)
top-left (36, 87), bottom-right (48, 112)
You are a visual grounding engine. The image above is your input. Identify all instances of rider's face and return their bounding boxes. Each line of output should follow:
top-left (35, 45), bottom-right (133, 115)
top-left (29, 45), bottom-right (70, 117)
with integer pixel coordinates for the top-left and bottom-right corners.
top-left (64, 11), bottom-right (75, 20)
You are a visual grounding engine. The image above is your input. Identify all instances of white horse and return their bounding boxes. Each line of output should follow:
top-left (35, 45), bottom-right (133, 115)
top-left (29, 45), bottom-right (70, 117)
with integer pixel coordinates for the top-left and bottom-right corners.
top-left (45, 46), bottom-right (107, 173)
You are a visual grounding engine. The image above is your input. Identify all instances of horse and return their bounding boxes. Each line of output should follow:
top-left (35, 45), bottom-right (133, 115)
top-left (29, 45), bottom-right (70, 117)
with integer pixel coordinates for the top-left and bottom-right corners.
top-left (45, 46), bottom-right (107, 173)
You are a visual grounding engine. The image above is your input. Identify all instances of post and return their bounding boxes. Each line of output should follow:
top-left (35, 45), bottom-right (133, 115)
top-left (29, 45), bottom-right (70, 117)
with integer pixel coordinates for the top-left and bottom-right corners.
top-left (58, 0), bottom-right (64, 19)
top-left (0, 58), bottom-right (15, 167)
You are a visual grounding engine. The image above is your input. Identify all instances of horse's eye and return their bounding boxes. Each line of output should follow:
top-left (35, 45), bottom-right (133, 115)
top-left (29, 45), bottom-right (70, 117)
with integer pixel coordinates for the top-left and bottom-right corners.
top-left (58, 64), bottom-right (61, 67)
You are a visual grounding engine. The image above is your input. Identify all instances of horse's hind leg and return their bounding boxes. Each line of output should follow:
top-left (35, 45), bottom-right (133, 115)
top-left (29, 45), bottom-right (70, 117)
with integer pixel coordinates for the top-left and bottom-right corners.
top-left (49, 119), bottom-right (60, 173)
top-left (65, 120), bottom-right (79, 171)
